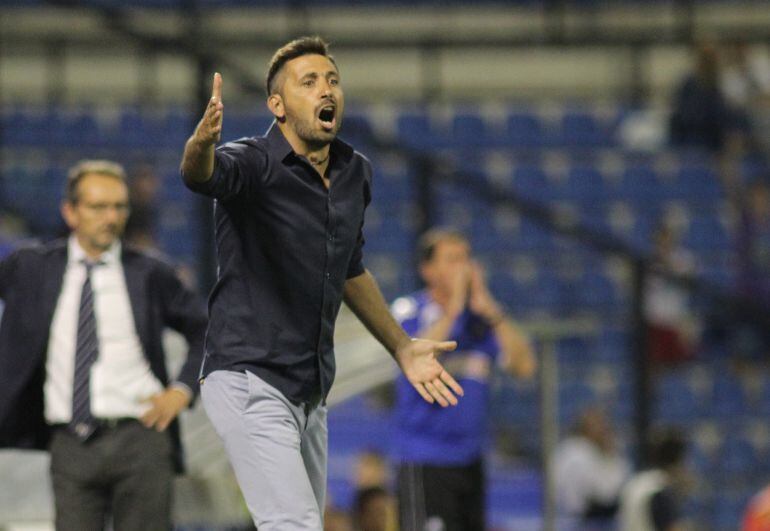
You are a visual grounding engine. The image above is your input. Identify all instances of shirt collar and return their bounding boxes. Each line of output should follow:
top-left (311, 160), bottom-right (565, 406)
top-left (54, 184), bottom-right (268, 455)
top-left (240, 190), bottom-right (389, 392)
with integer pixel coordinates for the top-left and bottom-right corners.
top-left (265, 121), bottom-right (355, 166)
top-left (67, 234), bottom-right (121, 266)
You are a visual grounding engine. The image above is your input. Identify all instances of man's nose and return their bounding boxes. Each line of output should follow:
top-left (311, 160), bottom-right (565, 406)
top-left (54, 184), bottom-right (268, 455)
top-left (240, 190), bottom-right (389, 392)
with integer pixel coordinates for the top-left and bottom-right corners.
top-left (104, 205), bottom-right (123, 223)
top-left (105, 212), bottom-right (119, 225)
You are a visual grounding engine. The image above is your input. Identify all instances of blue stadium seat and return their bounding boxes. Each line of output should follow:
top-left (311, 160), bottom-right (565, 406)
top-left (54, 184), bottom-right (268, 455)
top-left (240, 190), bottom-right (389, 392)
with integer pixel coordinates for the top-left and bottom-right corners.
top-left (617, 164), bottom-right (664, 204)
top-left (339, 112), bottom-right (375, 146)
top-left (363, 218), bottom-right (414, 253)
top-left (159, 108), bottom-right (195, 150)
top-left (560, 111), bottom-right (612, 147)
top-left (674, 164), bottom-right (722, 202)
top-left (11, 109), bottom-right (51, 147)
top-left (38, 109), bottom-right (102, 149)
top-left (719, 434), bottom-right (758, 475)
top-left (451, 112), bottom-right (489, 148)
top-left (512, 165), bottom-right (555, 203)
top-left (220, 111), bottom-right (270, 141)
top-left (683, 214), bottom-right (729, 252)
top-left (504, 111), bottom-right (546, 148)
top-left (560, 165), bottom-right (610, 202)
top-left (516, 219), bottom-right (555, 250)
top-left (577, 270), bottom-right (619, 308)
top-left (397, 111), bottom-right (438, 150)
top-left (116, 107), bottom-right (150, 149)
top-left (712, 373), bottom-right (749, 419)
top-left (713, 489), bottom-right (753, 531)
top-left (654, 372), bottom-right (702, 423)
top-left (493, 381), bottom-right (538, 425)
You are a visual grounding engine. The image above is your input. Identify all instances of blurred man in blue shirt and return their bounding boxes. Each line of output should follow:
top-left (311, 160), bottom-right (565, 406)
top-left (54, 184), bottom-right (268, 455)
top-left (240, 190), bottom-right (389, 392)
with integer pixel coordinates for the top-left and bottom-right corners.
top-left (391, 228), bottom-right (536, 531)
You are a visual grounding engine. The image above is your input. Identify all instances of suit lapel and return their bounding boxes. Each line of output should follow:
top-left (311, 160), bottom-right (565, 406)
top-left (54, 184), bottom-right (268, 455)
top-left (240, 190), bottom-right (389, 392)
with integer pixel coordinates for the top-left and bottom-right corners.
top-left (41, 244), bottom-right (68, 330)
top-left (122, 248), bottom-right (150, 353)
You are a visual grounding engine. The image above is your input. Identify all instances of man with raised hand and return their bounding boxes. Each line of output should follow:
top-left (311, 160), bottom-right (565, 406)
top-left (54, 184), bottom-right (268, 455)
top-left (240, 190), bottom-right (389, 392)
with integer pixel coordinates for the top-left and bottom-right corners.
top-left (180, 36), bottom-right (463, 530)
top-left (392, 228), bottom-right (536, 531)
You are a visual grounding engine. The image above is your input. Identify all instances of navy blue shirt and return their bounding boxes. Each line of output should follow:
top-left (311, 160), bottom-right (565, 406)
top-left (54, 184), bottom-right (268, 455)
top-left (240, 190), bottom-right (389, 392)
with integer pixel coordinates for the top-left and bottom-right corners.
top-left (184, 123), bottom-right (372, 405)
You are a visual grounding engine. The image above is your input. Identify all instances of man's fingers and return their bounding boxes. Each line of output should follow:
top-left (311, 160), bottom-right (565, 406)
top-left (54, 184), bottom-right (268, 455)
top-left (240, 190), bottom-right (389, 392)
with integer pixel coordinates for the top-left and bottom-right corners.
top-left (435, 341), bottom-right (457, 353)
top-left (204, 103), bottom-right (223, 123)
top-left (141, 408), bottom-right (173, 431)
top-left (206, 109), bottom-right (222, 127)
top-left (140, 409), bottom-right (158, 428)
top-left (413, 382), bottom-right (434, 405)
top-left (424, 382), bottom-right (449, 407)
top-left (156, 414), bottom-right (172, 432)
top-left (197, 107), bottom-right (223, 144)
top-left (431, 378), bottom-right (458, 406)
top-left (211, 72), bottom-right (222, 102)
top-left (440, 370), bottom-right (465, 397)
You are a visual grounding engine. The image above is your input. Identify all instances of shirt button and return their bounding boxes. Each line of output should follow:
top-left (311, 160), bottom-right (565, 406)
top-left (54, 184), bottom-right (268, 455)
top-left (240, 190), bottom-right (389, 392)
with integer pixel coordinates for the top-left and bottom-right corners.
top-left (326, 272), bottom-right (331, 279)
top-left (328, 234), bottom-right (333, 241)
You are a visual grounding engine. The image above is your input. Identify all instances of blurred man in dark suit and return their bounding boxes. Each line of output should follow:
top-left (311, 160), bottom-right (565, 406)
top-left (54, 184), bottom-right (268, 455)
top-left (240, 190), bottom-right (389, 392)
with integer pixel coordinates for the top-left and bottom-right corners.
top-left (0, 159), bottom-right (207, 531)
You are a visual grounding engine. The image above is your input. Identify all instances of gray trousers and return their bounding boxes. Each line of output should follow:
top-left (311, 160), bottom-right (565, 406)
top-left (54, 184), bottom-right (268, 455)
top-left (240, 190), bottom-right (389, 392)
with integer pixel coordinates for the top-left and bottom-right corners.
top-left (49, 420), bottom-right (173, 531)
top-left (201, 370), bottom-right (328, 530)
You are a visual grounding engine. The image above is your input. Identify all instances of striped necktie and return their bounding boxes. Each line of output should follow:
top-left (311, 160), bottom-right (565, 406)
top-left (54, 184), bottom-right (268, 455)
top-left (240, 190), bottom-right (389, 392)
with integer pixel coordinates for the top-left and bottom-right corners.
top-left (69, 260), bottom-right (100, 441)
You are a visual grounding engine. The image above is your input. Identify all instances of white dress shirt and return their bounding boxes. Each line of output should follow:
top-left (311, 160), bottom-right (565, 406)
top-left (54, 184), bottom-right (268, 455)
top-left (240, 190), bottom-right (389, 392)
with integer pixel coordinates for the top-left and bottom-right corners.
top-left (553, 435), bottom-right (631, 517)
top-left (44, 236), bottom-right (164, 423)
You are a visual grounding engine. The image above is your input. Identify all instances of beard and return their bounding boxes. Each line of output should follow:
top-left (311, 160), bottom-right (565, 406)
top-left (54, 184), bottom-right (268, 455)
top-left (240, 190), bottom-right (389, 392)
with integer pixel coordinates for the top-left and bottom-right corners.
top-left (288, 112), bottom-right (341, 149)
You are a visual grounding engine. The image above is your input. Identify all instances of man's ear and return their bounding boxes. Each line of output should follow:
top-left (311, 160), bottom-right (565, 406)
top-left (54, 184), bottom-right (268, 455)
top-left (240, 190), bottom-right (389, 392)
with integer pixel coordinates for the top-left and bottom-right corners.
top-left (61, 201), bottom-right (77, 230)
top-left (267, 93), bottom-right (285, 121)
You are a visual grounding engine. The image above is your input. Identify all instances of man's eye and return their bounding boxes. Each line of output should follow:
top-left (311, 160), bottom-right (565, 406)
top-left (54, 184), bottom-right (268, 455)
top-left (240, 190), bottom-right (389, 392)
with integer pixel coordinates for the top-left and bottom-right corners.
top-left (330, 78), bottom-right (339, 86)
top-left (303, 79), bottom-right (314, 87)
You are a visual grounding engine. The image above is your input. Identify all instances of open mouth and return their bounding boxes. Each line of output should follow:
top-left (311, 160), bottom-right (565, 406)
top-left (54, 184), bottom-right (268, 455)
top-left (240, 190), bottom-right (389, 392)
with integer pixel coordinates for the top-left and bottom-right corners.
top-left (318, 105), bottom-right (336, 130)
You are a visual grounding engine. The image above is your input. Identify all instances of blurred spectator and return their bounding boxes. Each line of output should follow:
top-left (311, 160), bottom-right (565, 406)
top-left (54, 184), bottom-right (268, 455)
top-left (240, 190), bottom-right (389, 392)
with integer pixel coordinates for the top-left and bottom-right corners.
top-left (124, 163), bottom-right (161, 250)
top-left (352, 486), bottom-right (397, 531)
top-left (732, 177), bottom-right (770, 360)
top-left (734, 178), bottom-right (770, 305)
top-left (553, 406), bottom-right (631, 527)
top-left (0, 159), bottom-right (206, 531)
top-left (669, 43), bottom-right (743, 153)
top-left (391, 228), bottom-right (535, 531)
top-left (644, 223), bottom-right (699, 365)
top-left (717, 165), bottom-right (770, 359)
top-left (743, 483), bottom-right (770, 531)
top-left (325, 505), bottom-right (354, 531)
top-left (721, 42), bottom-right (770, 154)
top-left (722, 42), bottom-right (770, 111)
top-left (618, 429), bottom-right (691, 531)
top-left (354, 449), bottom-right (390, 490)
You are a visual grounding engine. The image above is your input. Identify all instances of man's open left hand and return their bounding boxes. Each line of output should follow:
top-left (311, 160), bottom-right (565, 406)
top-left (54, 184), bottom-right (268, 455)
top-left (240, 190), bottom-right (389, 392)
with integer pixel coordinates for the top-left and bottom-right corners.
top-left (396, 339), bottom-right (464, 407)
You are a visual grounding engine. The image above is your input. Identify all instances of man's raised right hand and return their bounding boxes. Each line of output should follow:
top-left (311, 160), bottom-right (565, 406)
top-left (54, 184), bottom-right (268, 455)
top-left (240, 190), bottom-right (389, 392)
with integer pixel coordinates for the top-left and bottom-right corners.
top-left (195, 72), bottom-right (224, 146)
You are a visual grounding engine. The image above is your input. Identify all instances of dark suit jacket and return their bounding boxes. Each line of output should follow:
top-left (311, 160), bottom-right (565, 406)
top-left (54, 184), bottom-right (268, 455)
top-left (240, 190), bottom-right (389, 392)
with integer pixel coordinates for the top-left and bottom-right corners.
top-left (0, 238), bottom-right (207, 472)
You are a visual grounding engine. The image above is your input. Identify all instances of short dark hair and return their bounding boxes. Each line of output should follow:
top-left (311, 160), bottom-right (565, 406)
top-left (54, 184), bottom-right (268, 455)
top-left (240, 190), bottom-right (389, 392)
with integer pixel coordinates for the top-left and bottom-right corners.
top-left (265, 36), bottom-right (337, 95)
top-left (417, 227), bottom-right (469, 264)
top-left (65, 159), bottom-right (127, 204)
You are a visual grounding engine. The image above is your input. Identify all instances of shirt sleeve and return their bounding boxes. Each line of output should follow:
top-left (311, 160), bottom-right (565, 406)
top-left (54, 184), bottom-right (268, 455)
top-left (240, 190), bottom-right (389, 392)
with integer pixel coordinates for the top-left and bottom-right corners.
top-left (346, 160), bottom-right (373, 279)
top-left (183, 139), bottom-right (267, 201)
